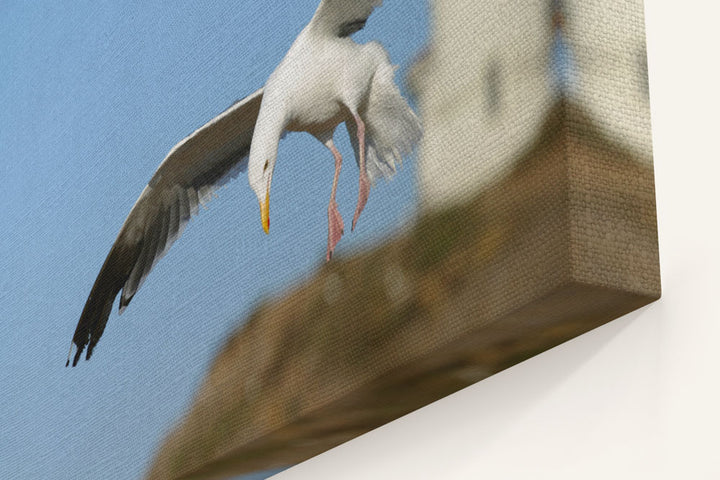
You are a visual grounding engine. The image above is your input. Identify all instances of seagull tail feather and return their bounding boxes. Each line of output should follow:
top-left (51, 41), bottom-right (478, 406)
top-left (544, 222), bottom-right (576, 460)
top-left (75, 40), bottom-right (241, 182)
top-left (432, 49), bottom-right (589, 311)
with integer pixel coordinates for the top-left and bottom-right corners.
top-left (354, 55), bottom-right (422, 183)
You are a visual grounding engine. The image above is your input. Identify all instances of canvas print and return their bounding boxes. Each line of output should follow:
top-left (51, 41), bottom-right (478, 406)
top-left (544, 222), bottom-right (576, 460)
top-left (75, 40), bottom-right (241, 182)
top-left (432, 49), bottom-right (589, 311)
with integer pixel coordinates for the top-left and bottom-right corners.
top-left (1, 1), bottom-right (660, 479)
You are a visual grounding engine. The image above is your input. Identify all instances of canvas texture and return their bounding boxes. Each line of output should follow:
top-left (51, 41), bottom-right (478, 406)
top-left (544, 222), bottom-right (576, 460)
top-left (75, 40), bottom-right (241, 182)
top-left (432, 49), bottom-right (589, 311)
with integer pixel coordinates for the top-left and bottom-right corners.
top-left (0, 1), bottom-right (659, 479)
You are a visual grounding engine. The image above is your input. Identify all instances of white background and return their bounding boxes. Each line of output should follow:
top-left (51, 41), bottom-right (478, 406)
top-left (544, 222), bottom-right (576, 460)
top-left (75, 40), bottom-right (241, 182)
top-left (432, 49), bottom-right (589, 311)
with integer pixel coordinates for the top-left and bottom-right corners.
top-left (277, 1), bottom-right (720, 478)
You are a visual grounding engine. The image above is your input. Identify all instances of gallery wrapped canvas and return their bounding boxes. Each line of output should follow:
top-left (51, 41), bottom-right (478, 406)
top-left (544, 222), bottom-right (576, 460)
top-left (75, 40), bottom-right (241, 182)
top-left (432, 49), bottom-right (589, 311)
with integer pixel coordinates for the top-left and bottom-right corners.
top-left (1, 1), bottom-right (659, 479)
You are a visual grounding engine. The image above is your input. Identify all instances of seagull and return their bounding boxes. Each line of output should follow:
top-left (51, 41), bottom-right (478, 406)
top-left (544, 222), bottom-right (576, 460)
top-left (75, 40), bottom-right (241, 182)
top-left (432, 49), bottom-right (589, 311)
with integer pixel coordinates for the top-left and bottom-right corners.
top-left (67, 0), bottom-right (421, 367)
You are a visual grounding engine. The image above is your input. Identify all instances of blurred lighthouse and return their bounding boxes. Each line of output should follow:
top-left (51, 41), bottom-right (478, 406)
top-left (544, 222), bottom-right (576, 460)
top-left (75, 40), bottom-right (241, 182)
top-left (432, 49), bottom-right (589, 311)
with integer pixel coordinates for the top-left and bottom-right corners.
top-left (409, 0), bottom-right (653, 210)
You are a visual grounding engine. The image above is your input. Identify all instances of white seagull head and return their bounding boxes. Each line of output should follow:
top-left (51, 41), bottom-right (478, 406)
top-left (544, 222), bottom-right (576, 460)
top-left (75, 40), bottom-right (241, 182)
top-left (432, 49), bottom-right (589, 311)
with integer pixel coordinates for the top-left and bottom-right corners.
top-left (248, 151), bottom-right (274, 235)
top-left (248, 99), bottom-right (284, 235)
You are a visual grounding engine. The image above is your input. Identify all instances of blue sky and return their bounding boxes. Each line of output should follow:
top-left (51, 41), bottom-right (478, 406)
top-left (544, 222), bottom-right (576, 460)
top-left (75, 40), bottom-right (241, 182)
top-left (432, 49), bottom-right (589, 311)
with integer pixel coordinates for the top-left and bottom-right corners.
top-left (0, 1), bottom-right (428, 479)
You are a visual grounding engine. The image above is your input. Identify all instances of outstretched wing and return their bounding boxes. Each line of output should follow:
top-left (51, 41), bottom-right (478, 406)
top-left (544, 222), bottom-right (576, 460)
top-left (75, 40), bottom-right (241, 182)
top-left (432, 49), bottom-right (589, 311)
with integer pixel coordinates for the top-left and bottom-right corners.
top-left (309, 0), bottom-right (383, 37)
top-left (67, 88), bottom-right (263, 367)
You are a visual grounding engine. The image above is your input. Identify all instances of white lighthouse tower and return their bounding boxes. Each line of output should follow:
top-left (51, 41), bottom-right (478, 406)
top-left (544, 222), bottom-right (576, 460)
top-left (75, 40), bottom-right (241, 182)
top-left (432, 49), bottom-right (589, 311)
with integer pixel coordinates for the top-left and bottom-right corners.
top-left (410, 0), bottom-right (653, 210)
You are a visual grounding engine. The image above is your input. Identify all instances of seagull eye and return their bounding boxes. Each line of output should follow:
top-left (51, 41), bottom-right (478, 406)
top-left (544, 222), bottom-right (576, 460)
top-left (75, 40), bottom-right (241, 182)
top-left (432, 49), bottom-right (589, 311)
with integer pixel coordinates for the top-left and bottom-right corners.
top-left (263, 160), bottom-right (269, 173)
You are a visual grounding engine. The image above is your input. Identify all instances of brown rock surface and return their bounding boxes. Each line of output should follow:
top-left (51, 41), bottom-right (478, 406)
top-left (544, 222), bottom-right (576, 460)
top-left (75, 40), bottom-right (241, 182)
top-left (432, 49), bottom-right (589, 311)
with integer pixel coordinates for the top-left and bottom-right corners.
top-left (145, 101), bottom-right (660, 480)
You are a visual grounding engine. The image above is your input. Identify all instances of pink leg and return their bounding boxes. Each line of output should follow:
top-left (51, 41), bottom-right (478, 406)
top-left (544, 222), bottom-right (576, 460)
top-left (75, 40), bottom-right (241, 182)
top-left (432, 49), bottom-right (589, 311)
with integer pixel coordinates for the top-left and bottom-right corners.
top-left (352, 114), bottom-right (370, 232)
top-left (326, 142), bottom-right (344, 261)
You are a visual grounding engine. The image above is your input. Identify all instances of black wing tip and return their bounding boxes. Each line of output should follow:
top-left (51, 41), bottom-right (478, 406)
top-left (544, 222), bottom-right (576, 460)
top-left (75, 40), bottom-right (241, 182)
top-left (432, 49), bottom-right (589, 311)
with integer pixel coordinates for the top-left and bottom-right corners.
top-left (66, 341), bottom-right (88, 367)
top-left (68, 241), bottom-right (131, 368)
top-left (119, 296), bottom-right (131, 314)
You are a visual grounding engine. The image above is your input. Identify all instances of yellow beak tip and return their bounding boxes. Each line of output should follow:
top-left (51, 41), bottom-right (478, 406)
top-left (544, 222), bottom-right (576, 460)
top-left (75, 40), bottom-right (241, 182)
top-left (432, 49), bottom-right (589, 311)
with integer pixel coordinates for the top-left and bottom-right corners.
top-left (260, 191), bottom-right (270, 234)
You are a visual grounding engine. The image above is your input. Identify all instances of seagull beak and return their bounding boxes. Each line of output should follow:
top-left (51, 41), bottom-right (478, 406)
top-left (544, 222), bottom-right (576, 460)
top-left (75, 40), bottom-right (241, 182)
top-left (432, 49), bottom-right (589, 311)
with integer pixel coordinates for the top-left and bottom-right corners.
top-left (260, 190), bottom-right (270, 234)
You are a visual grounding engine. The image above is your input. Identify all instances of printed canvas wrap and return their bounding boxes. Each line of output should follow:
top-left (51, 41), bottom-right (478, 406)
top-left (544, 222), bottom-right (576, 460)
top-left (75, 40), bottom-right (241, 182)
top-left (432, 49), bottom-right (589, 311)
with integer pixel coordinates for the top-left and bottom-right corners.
top-left (1, 1), bottom-right (659, 479)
